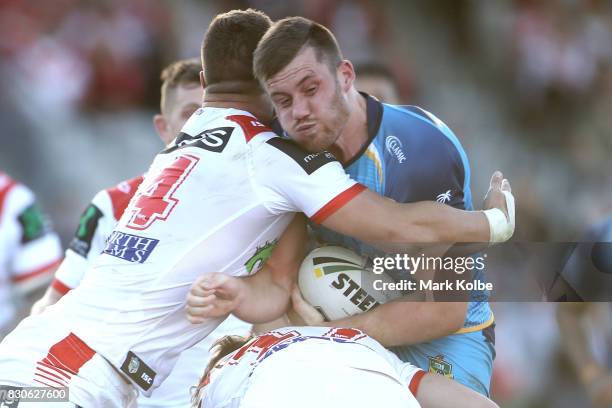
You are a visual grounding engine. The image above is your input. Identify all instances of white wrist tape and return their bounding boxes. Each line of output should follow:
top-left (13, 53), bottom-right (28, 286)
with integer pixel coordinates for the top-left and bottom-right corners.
top-left (483, 190), bottom-right (515, 243)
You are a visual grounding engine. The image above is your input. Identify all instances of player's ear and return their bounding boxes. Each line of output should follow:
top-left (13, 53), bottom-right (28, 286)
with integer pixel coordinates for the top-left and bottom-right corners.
top-left (199, 71), bottom-right (206, 89)
top-left (338, 60), bottom-right (355, 93)
top-left (153, 114), bottom-right (169, 142)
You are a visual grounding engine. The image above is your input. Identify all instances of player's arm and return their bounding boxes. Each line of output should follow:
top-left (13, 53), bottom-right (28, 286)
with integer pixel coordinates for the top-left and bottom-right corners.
top-left (413, 370), bottom-right (500, 408)
top-left (257, 138), bottom-right (513, 252)
top-left (7, 184), bottom-right (62, 295)
top-left (290, 286), bottom-right (466, 346)
top-left (320, 172), bottom-right (513, 250)
top-left (31, 195), bottom-right (108, 314)
top-left (186, 214), bottom-right (308, 324)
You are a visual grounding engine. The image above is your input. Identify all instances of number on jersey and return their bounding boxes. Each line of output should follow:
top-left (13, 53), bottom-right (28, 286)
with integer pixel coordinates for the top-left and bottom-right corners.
top-left (126, 155), bottom-right (199, 230)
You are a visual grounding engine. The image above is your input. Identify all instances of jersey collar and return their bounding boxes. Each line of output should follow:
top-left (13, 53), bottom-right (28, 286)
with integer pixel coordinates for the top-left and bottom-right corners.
top-left (343, 92), bottom-right (383, 168)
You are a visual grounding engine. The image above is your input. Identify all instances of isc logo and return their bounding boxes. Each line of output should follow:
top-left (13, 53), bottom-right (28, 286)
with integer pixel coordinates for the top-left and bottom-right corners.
top-left (141, 373), bottom-right (153, 385)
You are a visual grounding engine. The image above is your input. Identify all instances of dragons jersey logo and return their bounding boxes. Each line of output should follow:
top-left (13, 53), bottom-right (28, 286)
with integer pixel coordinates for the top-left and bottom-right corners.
top-left (244, 240), bottom-right (278, 274)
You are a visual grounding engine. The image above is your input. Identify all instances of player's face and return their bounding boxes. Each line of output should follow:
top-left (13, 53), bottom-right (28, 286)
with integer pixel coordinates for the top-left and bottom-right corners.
top-left (265, 47), bottom-right (349, 153)
top-left (355, 75), bottom-right (400, 104)
top-left (159, 84), bottom-right (203, 146)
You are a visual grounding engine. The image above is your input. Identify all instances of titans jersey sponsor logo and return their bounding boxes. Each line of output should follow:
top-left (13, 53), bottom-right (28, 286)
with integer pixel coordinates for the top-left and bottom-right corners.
top-left (385, 135), bottom-right (406, 163)
top-left (103, 231), bottom-right (159, 263)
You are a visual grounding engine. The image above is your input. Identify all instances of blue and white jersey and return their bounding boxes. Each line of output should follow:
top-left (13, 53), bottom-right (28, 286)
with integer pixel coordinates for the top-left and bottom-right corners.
top-left (310, 94), bottom-right (493, 332)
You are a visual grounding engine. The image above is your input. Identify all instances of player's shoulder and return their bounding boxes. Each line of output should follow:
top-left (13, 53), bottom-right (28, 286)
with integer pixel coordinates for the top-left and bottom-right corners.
top-left (382, 104), bottom-right (451, 139)
top-left (380, 103), bottom-right (465, 157)
top-left (0, 172), bottom-right (21, 201)
top-left (102, 175), bottom-right (145, 221)
top-left (260, 137), bottom-right (339, 175)
top-left (168, 107), bottom-right (276, 155)
top-left (0, 173), bottom-right (35, 216)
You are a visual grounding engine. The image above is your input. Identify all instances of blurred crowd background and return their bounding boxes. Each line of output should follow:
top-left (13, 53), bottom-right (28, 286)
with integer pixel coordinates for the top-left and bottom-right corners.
top-left (0, 1), bottom-right (610, 407)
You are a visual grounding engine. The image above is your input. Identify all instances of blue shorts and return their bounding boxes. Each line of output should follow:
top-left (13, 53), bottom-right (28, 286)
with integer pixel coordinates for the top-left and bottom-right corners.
top-left (390, 324), bottom-right (496, 396)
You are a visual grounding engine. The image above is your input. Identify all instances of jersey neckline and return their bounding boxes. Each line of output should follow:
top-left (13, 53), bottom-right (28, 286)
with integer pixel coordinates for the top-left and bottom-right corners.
top-left (342, 92), bottom-right (383, 169)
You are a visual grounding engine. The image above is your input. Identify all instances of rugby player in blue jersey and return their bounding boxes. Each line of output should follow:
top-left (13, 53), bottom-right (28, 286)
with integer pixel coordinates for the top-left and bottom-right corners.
top-left (251, 16), bottom-right (498, 396)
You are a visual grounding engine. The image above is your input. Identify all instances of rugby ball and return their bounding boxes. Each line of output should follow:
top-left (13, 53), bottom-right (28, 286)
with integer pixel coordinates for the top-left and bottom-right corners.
top-left (298, 246), bottom-right (400, 321)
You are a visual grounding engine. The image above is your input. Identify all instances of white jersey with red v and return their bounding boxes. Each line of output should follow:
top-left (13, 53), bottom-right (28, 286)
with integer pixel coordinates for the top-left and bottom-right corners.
top-left (199, 326), bottom-right (425, 408)
top-left (0, 107), bottom-right (364, 397)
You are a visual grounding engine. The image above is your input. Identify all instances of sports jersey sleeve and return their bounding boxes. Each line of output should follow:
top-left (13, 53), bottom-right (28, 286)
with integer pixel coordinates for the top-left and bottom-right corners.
top-left (53, 190), bottom-right (113, 293)
top-left (4, 183), bottom-right (62, 293)
top-left (252, 137), bottom-right (366, 224)
top-left (387, 106), bottom-right (472, 210)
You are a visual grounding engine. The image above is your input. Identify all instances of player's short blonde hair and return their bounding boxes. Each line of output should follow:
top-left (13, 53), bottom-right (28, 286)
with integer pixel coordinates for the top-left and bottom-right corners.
top-left (160, 59), bottom-right (201, 115)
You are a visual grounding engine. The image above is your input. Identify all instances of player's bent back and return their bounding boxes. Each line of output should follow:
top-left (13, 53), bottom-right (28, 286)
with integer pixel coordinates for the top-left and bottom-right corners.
top-left (0, 107), bottom-right (362, 406)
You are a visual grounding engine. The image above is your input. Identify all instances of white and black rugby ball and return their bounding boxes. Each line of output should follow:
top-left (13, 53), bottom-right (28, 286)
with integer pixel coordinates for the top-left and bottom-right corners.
top-left (298, 246), bottom-right (400, 321)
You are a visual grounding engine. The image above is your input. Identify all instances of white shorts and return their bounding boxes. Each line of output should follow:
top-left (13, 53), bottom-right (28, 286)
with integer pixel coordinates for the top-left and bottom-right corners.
top-left (0, 316), bottom-right (137, 408)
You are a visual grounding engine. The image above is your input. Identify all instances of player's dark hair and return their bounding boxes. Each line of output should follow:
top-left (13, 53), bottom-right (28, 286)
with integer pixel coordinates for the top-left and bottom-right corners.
top-left (201, 9), bottom-right (272, 86)
top-left (253, 16), bottom-right (343, 83)
top-left (191, 334), bottom-right (253, 408)
top-left (159, 59), bottom-right (201, 114)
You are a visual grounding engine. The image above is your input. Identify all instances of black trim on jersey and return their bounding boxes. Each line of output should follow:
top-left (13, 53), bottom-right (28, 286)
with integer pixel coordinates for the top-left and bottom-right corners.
top-left (343, 92), bottom-right (383, 168)
top-left (162, 127), bottom-right (233, 154)
top-left (266, 137), bottom-right (338, 175)
top-left (68, 204), bottom-right (104, 258)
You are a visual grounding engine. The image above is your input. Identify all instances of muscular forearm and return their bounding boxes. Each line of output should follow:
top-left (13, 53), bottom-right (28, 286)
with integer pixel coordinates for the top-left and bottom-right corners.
top-left (393, 201), bottom-right (490, 244)
top-left (325, 177), bottom-right (514, 250)
top-left (324, 300), bottom-right (467, 347)
top-left (233, 270), bottom-right (291, 324)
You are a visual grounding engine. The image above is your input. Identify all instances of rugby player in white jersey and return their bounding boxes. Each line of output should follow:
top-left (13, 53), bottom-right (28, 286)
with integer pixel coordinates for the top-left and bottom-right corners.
top-left (0, 9), bottom-right (514, 407)
top-left (191, 326), bottom-right (499, 408)
top-left (29, 59), bottom-right (251, 408)
top-left (0, 172), bottom-right (62, 339)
